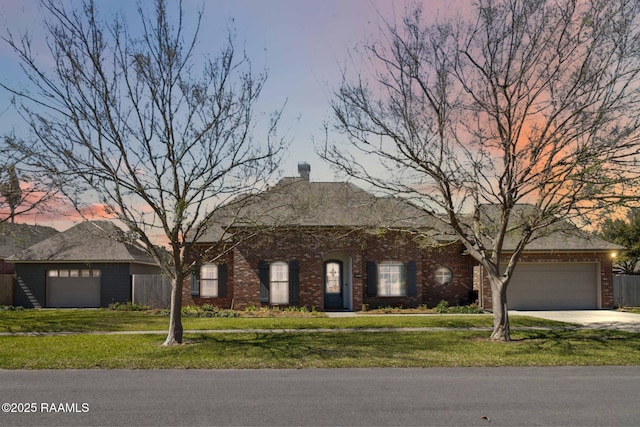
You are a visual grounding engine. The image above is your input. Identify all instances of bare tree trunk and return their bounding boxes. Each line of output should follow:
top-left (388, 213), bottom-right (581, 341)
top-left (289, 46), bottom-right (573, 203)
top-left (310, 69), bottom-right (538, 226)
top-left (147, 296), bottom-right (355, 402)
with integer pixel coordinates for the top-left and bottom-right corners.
top-left (488, 275), bottom-right (510, 342)
top-left (163, 277), bottom-right (183, 346)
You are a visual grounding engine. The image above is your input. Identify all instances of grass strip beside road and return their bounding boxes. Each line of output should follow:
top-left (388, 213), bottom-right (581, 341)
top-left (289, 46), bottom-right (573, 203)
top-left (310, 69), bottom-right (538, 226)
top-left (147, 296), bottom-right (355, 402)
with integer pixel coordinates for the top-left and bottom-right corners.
top-left (3, 309), bottom-right (637, 369)
top-left (1, 329), bottom-right (639, 369)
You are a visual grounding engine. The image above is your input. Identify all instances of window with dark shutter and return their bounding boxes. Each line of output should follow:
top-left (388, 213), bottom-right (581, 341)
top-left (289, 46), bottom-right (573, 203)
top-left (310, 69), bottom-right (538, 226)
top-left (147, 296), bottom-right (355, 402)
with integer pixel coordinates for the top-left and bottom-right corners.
top-left (190, 271), bottom-right (199, 296)
top-left (407, 261), bottom-right (417, 297)
top-left (259, 260), bottom-right (269, 303)
top-left (218, 264), bottom-right (228, 298)
top-left (269, 261), bottom-right (289, 304)
top-left (191, 271), bottom-right (200, 297)
top-left (289, 260), bottom-right (299, 305)
top-left (378, 261), bottom-right (407, 296)
top-left (200, 264), bottom-right (219, 297)
top-left (367, 261), bottom-right (377, 297)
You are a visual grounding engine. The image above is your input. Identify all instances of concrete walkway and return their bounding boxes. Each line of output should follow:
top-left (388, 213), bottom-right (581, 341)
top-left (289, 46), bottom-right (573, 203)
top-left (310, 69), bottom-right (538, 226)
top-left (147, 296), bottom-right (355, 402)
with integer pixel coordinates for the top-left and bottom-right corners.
top-left (331, 310), bottom-right (640, 332)
top-left (510, 310), bottom-right (640, 332)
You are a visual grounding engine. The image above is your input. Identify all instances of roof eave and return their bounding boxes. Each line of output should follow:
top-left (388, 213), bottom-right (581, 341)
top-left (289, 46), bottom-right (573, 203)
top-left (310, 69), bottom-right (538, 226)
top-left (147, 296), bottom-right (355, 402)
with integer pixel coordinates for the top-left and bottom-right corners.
top-left (10, 259), bottom-right (158, 265)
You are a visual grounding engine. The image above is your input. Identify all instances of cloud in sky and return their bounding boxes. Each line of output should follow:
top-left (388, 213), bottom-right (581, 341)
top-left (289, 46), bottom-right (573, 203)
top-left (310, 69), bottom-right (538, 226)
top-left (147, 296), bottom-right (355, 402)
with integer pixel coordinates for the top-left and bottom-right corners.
top-left (5, 193), bottom-right (113, 231)
top-left (0, 0), bottom-right (464, 231)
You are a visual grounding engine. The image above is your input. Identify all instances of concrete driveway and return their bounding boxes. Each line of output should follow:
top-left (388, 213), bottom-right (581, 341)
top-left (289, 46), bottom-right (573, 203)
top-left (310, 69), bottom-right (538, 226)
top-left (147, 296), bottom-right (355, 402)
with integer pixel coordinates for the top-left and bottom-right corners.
top-left (510, 310), bottom-right (640, 332)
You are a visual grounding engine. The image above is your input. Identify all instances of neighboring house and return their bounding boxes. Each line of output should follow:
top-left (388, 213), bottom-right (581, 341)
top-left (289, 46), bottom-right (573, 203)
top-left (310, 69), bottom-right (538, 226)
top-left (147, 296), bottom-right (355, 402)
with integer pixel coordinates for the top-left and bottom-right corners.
top-left (184, 164), bottom-right (622, 312)
top-left (0, 222), bottom-right (59, 305)
top-left (9, 221), bottom-right (160, 308)
top-left (0, 223), bottom-right (59, 274)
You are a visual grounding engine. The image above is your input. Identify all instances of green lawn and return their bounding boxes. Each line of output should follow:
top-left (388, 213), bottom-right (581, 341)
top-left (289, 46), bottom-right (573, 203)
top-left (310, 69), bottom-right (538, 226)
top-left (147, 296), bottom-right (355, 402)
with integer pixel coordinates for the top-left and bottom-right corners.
top-left (0, 308), bottom-right (566, 332)
top-left (620, 307), bottom-right (640, 315)
top-left (1, 309), bottom-right (638, 369)
top-left (1, 329), bottom-right (638, 369)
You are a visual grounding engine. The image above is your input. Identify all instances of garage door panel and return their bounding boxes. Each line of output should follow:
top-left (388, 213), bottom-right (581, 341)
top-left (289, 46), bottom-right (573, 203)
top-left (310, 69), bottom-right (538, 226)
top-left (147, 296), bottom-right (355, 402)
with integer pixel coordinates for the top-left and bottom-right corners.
top-left (47, 277), bottom-right (101, 308)
top-left (507, 263), bottom-right (598, 310)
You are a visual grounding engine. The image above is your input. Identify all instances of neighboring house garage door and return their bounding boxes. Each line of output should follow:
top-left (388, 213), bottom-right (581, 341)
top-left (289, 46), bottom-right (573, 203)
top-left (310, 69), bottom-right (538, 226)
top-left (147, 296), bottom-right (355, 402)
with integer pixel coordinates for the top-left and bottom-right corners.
top-left (46, 269), bottom-right (101, 308)
top-left (507, 263), bottom-right (599, 310)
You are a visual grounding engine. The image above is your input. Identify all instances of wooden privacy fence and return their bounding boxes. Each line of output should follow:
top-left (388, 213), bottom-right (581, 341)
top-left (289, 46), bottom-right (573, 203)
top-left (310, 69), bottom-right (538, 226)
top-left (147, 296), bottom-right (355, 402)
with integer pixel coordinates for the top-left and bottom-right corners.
top-left (613, 275), bottom-right (640, 307)
top-left (132, 275), bottom-right (171, 309)
top-left (0, 275), bottom-right (14, 306)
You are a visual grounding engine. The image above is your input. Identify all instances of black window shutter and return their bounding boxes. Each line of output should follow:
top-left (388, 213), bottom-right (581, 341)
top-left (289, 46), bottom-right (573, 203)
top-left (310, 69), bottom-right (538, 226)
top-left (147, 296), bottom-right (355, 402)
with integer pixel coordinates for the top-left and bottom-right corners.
top-left (190, 270), bottom-right (199, 296)
top-left (366, 261), bottom-right (377, 297)
top-left (289, 260), bottom-right (299, 305)
top-left (218, 264), bottom-right (228, 298)
top-left (407, 261), bottom-right (417, 297)
top-left (259, 260), bottom-right (269, 303)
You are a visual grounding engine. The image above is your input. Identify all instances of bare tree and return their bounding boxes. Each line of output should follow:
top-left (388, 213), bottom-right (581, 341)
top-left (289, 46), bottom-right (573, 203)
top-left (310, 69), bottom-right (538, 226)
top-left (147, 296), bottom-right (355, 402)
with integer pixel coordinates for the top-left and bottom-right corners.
top-left (0, 164), bottom-right (22, 223)
top-left (0, 136), bottom-right (59, 223)
top-left (324, 0), bottom-right (640, 340)
top-left (1, 0), bottom-right (284, 345)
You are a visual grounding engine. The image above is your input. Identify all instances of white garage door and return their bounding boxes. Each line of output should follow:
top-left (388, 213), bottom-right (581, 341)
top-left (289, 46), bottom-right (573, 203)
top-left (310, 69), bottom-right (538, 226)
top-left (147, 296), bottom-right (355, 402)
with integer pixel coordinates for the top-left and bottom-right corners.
top-left (507, 263), bottom-right (599, 310)
top-left (46, 271), bottom-right (101, 308)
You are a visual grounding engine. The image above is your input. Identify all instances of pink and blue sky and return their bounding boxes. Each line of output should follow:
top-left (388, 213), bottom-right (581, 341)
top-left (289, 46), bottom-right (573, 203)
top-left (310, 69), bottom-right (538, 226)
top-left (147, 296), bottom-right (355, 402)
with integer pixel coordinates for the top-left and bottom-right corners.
top-left (0, 0), bottom-right (461, 230)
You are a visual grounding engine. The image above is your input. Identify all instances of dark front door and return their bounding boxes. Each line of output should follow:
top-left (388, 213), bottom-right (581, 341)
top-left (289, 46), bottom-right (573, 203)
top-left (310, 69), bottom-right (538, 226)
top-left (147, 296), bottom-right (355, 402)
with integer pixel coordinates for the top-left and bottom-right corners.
top-left (324, 260), bottom-right (343, 310)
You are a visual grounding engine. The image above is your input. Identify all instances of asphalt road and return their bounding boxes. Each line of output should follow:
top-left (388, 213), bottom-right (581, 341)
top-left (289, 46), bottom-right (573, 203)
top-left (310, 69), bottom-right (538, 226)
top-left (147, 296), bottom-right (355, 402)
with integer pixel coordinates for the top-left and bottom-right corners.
top-left (1, 367), bottom-right (639, 426)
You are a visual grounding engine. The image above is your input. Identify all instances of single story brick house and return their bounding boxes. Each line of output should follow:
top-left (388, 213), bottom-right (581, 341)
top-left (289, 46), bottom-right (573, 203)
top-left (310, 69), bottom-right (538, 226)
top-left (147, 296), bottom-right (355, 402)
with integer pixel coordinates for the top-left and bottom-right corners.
top-left (9, 221), bottom-right (160, 308)
top-left (183, 164), bottom-right (621, 312)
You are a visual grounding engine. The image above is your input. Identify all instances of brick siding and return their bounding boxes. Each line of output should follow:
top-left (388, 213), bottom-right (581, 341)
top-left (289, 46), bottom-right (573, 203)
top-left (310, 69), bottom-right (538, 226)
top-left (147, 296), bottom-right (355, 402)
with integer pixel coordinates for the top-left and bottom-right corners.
top-left (421, 243), bottom-right (476, 308)
top-left (183, 229), bottom-right (614, 312)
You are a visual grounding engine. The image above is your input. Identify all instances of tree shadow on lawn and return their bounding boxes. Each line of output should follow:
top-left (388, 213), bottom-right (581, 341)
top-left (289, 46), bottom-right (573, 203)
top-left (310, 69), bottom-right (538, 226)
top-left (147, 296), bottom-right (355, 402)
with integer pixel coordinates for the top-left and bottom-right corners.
top-left (189, 332), bottom-right (373, 359)
top-left (166, 330), bottom-right (640, 367)
top-left (505, 329), bottom-right (640, 357)
top-left (182, 331), bottom-right (453, 362)
top-left (0, 310), bottom-right (154, 333)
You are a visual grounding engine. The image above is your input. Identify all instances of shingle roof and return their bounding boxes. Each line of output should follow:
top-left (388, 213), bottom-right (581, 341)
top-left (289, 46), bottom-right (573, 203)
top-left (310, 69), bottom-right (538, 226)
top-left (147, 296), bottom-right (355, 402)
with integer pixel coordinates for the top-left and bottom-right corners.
top-left (195, 176), bottom-right (620, 253)
top-left (244, 178), bottom-right (440, 227)
top-left (196, 177), bottom-right (445, 242)
top-left (8, 220), bottom-right (156, 264)
top-left (508, 230), bottom-right (623, 251)
top-left (476, 204), bottom-right (623, 252)
top-left (0, 223), bottom-right (59, 259)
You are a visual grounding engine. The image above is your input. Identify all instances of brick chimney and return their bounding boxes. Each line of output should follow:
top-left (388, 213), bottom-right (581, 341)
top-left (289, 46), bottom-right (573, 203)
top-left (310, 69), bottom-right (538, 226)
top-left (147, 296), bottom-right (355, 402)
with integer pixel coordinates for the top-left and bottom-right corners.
top-left (298, 162), bottom-right (310, 181)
